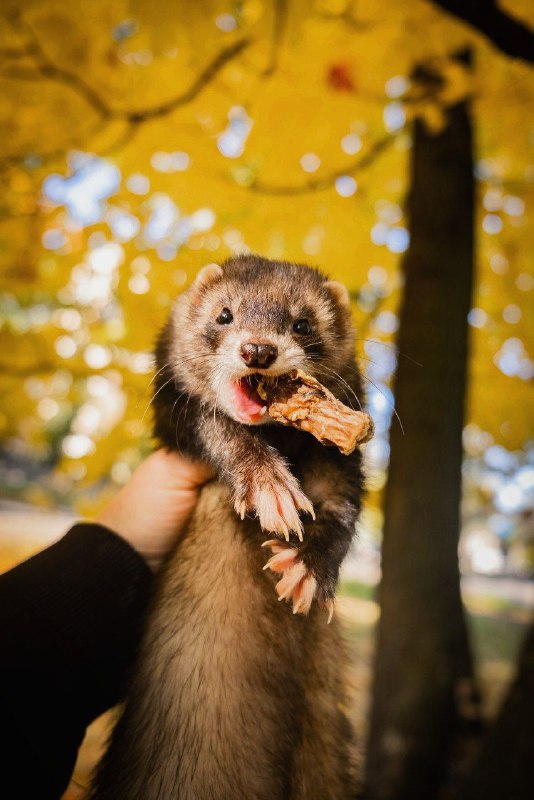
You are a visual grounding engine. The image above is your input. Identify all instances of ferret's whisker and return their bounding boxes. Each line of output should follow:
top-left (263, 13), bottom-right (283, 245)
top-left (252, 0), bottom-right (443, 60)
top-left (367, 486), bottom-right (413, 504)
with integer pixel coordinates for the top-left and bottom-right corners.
top-left (170, 385), bottom-right (188, 428)
top-left (354, 356), bottom-right (385, 371)
top-left (142, 354), bottom-right (222, 410)
top-left (136, 362), bottom-right (173, 410)
top-left (211, 366), bottom-right (227, 450)
top-left (145, 355), bottom-right (219, 406)
top-left (308, 362), bottom-right (362, 411)
top-left (183, 388), bottom-right (194, 431)
top-left (172, 353), bottom-right (223, 368)
top-left (311, 366), bottom-right (360, 410)
top-left (359, 372), bottom-right (405, 435)
top-left (147, 363), bottom-right (170, 388)
top-left (306, 361), bottom-right (354, 407)
top-left (355, 338), bottom-right (422, 367)
top-left (175, 389), bottom-right (193, 454)
top-left (141, 376), bottom-right (176, 422)
top-left (302, 339), bottom-right (324, 350)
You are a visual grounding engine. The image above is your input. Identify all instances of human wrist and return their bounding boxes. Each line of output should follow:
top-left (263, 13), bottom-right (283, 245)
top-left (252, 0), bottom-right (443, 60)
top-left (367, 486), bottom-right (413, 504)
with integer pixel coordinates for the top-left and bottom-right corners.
top-left (95, 508), bottom-right (159, 572)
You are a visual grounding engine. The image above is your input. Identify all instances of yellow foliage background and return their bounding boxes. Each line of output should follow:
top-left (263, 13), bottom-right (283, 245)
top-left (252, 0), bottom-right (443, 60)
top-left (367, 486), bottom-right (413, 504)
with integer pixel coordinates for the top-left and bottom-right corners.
top-left (0, 0), bottom-right (532, 524)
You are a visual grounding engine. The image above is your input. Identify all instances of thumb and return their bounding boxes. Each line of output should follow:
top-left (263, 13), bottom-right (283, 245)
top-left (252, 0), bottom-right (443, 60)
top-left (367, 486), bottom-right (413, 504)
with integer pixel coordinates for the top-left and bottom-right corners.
top-left (153, 449), bottom-right (214, 490)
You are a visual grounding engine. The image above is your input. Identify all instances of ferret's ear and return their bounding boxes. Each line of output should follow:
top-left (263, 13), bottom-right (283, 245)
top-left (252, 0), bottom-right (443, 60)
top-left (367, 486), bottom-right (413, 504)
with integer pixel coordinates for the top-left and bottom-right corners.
top-left (193, 263), bottom-right (223, 291)
top-left (325, 280), bottom-right (351, 309)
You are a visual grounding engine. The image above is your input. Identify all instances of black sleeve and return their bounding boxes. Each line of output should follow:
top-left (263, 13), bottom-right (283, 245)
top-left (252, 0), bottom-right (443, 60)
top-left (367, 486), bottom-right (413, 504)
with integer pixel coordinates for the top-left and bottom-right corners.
top-left (0, 522), bottom-right (154, 799)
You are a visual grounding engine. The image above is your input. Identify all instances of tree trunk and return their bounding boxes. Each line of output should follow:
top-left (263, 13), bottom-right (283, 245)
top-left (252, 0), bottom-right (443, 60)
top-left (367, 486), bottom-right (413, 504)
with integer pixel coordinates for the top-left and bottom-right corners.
top-left (461, 620), bottom-right (534, 800)
top-left (365, 52), bottom-right (478, 800)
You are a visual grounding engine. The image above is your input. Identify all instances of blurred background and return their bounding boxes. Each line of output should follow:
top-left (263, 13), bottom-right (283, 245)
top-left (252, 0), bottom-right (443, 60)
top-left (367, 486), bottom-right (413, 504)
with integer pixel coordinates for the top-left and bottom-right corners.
top-left (0, 1), bottom-right (533, 798)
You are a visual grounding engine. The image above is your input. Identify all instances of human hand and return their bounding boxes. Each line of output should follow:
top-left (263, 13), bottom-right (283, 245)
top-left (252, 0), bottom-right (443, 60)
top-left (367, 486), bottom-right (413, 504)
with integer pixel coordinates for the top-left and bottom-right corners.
top-left (96, 449), bottom-right (213, 571)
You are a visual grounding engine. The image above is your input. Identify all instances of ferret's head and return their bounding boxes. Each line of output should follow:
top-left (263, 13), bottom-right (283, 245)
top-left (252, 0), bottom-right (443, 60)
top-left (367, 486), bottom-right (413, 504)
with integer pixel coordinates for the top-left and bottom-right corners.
top-left (169, 254), bottom-right (356, 425)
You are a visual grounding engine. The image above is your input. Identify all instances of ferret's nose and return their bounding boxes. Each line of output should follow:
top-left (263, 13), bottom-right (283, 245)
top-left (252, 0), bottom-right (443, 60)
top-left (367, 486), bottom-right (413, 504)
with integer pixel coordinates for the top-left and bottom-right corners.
top-left (240, 343), bottom-right (278, 369)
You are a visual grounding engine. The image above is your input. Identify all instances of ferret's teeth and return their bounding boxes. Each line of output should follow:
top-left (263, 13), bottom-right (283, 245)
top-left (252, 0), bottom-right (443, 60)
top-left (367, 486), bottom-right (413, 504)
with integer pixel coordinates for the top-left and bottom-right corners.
top-left (259, 406), bottom-right (267, 416)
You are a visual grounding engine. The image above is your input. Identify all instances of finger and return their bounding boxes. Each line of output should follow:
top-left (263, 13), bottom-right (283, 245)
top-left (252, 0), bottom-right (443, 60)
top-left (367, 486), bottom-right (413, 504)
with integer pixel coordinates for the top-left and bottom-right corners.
top-left (154, 449), bottom-right (215, 487)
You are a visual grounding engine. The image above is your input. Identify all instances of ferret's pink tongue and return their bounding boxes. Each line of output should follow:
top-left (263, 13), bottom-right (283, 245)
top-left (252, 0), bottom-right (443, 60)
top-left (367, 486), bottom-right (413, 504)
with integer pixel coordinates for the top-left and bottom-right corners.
top-left (233, 378), bottom-right (265, 418)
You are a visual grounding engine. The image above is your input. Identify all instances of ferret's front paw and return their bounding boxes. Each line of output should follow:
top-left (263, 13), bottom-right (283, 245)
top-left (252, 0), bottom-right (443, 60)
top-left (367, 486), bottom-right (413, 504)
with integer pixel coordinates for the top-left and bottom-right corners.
top-left (234, 467), bottom-right (314, 542)
top-left (262, 540), bottom-right (334, 621)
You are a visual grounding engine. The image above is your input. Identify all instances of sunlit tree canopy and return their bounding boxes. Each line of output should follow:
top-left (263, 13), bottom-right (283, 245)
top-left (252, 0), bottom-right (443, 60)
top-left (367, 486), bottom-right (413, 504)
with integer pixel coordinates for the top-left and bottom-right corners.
top-left (0, 0), bottom-right (532, 535)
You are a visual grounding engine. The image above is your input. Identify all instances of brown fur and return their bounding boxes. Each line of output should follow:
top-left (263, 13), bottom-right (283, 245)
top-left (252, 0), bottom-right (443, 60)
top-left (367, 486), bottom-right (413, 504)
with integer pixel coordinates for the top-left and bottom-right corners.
top-left (89, 483), bottom-right (355, 799)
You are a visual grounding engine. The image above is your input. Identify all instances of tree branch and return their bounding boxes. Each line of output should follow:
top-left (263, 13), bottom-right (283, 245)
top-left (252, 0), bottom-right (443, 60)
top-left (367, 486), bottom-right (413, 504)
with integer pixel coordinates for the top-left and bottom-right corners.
top-left (4, 16), bottom-right (113, 118)
top-left (428, 0), bottom-right (534, 63)
top-left (262, 0), bottom-right (288, 77)
top-left (1, 17), bottom-right (250, 123)
top-left (0, 118), bottom-right (107, 176)
top-left (123, 38), bottom-right (250, 123)
top-left (0, 11), bottom-right (250, 174)
top-left (245, 135), bottom-right (394, 195)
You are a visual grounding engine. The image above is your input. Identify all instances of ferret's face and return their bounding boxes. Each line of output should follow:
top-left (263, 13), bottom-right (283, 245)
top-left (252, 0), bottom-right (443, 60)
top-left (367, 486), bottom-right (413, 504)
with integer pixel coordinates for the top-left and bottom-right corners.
top-left (172, 259), bottom-right (354, 426)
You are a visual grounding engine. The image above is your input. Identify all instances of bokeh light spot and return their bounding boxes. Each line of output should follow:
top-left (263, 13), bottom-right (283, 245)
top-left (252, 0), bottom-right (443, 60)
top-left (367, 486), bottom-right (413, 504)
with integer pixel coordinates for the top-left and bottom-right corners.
top-left (55, 335), bottom-right (77, 359)
top-left (468, 308), bottom-right (488, 328)
top-left (383, 102), bottom-right (405, 132)
top-left (84, 344), bottom-right (112, 369)
top-left (341, 133), bottom-right (362, 155)
top-left (482, 214), bottom-right (503, 235)
top-left (126, 173), bottom-right (150, 195)
top-left (516, 273), bottom-right (533, 291)
top-left (385, 75), bottom-right (408, 98)
top-left (215, 13), bottom-right (237, 32)
top-left (503, 196), bottom-right (525, 217)
top-left (335, 175), bottom-right (357, 197)
top-left (300, 153), bottom-right (321, 173)
top-left (62, 434), bottom-right (95, 459)
top-left (385, 227), bottom-right (409, 253)
top-left (129, 274), bottom-right (150, 294)
top-left (503, 304), bottom-right (521, 324)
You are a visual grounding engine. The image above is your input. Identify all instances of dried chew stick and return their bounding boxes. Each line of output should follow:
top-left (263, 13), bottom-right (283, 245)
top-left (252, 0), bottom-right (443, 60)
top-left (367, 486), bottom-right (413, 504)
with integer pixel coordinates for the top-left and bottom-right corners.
top-left (257, 370), bottom-right (374, 455)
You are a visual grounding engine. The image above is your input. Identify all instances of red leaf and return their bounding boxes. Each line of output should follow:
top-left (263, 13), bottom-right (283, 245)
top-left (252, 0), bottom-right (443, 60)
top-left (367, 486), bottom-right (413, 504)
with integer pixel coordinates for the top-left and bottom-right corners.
top-left (326, 63), bottom-right (355, 92)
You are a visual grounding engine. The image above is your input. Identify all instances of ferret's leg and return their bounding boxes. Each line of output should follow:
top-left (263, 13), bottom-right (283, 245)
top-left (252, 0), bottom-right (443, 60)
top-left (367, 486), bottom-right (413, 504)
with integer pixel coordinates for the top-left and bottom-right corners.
top-left (264, 448), bottom-right (362, 616)
top-left (198, 412), bottom-right (314, 541)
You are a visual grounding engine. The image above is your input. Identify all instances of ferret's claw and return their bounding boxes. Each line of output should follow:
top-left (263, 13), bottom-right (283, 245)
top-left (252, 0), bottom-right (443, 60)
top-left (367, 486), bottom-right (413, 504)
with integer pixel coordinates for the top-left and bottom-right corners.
top-left (288, 488), bottom-right (315, 525)
top-left (234, 499), bottom-right (247, 520)
top-left (263, 540), bottom-right (319, 615)
top-left (236, 464), bottom-right (313, 541)
top-left (251, 483), bottom-right (308, 541)
top-left (262, 545), bottom-right (298, 574)
top-left (261, 539), bottom-right (283, 550)
top-left (324, 599), bottom-right (335, 624)
top-left (299, 495), bottom-right (316, 521)
top-left (280, 521), bottom-right (290, 542)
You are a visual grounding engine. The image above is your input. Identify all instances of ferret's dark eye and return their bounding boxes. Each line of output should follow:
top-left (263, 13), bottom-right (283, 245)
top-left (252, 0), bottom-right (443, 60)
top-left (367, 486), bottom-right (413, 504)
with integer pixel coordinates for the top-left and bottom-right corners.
top-left (216, 307), bottom-right (233, 325)
top-left (293, 319), bottom-right (312, 336)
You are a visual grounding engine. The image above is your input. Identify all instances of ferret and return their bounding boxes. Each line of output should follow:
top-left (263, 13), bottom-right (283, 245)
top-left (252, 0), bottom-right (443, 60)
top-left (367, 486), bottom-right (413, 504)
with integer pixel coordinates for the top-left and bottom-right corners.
top-left (89, 254), bottom-right (365, 800)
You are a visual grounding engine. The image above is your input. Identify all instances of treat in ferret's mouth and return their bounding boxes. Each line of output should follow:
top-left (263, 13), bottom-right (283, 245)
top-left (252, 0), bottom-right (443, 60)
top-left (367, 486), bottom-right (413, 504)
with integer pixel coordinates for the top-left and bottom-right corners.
top-left (257, 370), bottom-right (374, 455)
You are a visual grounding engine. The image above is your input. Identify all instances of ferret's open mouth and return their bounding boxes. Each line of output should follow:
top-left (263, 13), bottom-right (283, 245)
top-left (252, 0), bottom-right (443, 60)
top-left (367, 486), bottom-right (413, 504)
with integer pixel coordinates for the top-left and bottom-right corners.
top-left (232, 374), bottom-right (272, 422)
